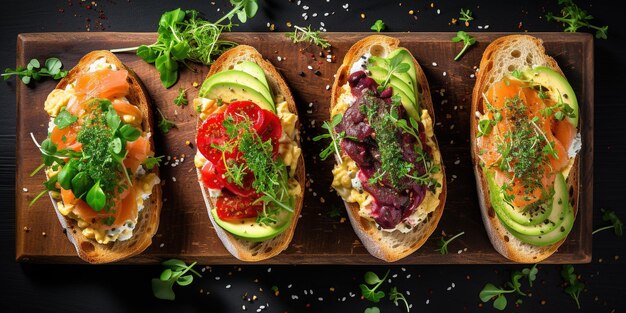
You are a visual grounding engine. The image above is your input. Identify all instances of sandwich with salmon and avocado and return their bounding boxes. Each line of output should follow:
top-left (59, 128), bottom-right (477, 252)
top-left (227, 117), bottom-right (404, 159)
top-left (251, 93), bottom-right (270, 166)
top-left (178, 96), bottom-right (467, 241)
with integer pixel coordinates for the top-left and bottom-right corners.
top-left (35, 51), bottom-right (162, 264)
top-left (193, 45), bottom-right (304, 261)
top-left (471, 35), bottom-right (581, 262)
top-left (322, 35), bottom-right (447, 262)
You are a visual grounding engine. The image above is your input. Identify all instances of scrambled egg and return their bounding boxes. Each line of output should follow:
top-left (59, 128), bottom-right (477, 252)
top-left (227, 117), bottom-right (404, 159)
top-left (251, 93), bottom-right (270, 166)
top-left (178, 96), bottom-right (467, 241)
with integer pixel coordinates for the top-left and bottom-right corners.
top-left (331, 82), bottom-right (443, 233)
top-left (194, 97), bottom-right (225, 120)
top-left (44, 89), bottom-right (74, 117)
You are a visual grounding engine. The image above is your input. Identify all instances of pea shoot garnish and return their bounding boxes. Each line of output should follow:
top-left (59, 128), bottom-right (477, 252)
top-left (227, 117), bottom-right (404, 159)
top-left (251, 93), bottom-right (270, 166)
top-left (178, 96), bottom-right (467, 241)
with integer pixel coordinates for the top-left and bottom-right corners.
top-left (459, 8), bottom-right (474, 27)
top-left (111, 1), bottom-right (259, 88)
top-left (174, 88), bottom-right (188, 106)
top-left (546, 0), bottom-right (608, 39)
top-left (360, 270), bottom-right (410, 312)
top-left (561, 264), bottom-right (584, 309)
top-left (370, 19), bottom-right (386, 32)
top-left (592, 208), bottom-right (623, 236)
top-left (452, 31), bottom-right (476, 61)
top-left (286, 25), bottom-right (331, 49)
top-left (3, 57), bottom-right (68, 85)
top-left (157, 108), bottom-right (176, 134)
top-left (479, 264), bottom-right (539, 310)
top-left (435, 231), bottom-right (465, 255)
top-left (152, 259), bottom-right (202, 300)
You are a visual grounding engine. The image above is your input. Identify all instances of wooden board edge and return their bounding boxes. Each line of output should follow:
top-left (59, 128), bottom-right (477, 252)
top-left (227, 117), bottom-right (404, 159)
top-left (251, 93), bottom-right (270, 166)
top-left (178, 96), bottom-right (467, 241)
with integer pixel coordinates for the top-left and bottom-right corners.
top-left (580, 32), bottom-right (594, 263)
top-left (15, 33), bottom-right (27, 262)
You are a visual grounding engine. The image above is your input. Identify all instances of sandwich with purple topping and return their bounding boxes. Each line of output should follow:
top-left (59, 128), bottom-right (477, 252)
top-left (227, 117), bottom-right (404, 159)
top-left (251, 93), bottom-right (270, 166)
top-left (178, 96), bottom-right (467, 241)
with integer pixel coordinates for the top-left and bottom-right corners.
top-left (320, 35), bottom-right (447, 262)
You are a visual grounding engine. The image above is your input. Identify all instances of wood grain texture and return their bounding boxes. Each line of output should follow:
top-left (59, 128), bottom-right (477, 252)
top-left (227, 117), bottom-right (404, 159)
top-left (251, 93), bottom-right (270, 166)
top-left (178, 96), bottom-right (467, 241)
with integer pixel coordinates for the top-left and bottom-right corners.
top-left (15, 32), bottom-right (593, 264)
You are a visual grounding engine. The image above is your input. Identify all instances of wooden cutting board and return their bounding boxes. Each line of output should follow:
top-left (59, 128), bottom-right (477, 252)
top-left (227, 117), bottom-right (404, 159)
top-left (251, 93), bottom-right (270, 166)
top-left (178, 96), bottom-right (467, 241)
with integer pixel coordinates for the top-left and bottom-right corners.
top-left (15, 32), bottom-right (593, 264)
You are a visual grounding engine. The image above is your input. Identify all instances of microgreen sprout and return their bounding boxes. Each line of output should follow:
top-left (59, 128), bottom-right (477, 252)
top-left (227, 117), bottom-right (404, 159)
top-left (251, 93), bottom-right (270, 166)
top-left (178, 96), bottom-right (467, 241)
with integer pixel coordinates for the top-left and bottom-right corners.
top-left (371, 20), bottom-right (386, 32)
top-left (435, 231), bottom-right (465, 255)
top-left (3, 57), bottom-right (68, 85)
top-left (452, 31), bottom-right (476, 61)
top-left (286, 25), bottom-right (331, 49)
top-left (152, 259), bottom-right (202, 300)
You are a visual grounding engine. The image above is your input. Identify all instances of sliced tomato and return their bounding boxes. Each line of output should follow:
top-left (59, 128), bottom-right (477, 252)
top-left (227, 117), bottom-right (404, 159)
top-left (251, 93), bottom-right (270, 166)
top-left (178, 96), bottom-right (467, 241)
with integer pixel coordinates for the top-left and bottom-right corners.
top-left (214, 156), bottom-right (258, 197)
top-left (200, 160), bottom-right (222, 189)
top-left (224, 101), bottom-right (265, 131)
top-left (258, 109), bottom-right (283, 157)
top-left (215, 193), bottom-right (262, 220)
top-left (196, 113), bottom-right (228, 164)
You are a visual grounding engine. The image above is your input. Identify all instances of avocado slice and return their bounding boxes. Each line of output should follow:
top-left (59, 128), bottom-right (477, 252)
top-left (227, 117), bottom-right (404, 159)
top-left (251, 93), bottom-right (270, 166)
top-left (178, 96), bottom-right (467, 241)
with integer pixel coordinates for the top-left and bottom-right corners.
top-left (521, 66), bottom-right (579, 127)
top-left (486, 170), bottom-right (568, 236)
top-left (211, 208), bottom-right (292, 242)
top-left (368, 57), bottom-right (415, 93)
top-left (485, 171), bottom-right (553, 226)
top-left (200, 81), bottom-right (274, 112)
top-left (368, 66), bottom-right (417, 104)
top-left (233, 61), bottom-right (270, 91)
top-left (386, 48), bottom-right (418, 92)
top-left (504, 204), bottom-right (575, 246)
top-left (199, 70), bottom-right (275, 112)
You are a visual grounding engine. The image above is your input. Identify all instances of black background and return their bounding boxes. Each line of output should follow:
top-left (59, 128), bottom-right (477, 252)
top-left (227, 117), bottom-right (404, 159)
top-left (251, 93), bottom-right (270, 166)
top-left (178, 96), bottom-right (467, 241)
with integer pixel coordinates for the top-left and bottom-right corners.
top-left (1, 1), bottom-right (624, 312)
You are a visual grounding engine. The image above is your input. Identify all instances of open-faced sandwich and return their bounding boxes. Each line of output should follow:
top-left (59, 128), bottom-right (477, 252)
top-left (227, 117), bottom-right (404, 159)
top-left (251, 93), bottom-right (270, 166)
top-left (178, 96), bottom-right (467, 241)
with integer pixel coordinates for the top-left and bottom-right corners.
top-left (37, 51), bottom-right (161, 263)
top-left (471, 35), bottom-right (581, 262)
top-left (325, 35), bottom-right (446, 262)
top-left (193, 45), bottom-right (304, 261)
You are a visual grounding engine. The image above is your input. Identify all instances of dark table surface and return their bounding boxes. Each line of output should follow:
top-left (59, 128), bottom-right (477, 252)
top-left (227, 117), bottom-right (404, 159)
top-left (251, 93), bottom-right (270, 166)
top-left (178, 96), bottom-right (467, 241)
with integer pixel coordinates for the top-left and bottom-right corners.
top-left (1, 1), bottom-right (624, 312)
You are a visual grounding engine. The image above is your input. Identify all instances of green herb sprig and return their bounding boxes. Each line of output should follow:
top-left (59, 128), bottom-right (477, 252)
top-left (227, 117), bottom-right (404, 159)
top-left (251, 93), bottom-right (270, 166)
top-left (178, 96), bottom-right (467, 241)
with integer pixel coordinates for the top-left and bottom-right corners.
top-left (3, 58), bottom-right (68, 85)
top-left (157, 108), bottom-right (176, 133)
top-left (592, 208), bottom-right (623, 236)
top-left (546, 0), bottom-right (608, 39)
top-left (360, 270), bottom-right (390, 303)
top-left (111, 1), bottom-right (258, 88)
top-left (435, 231), bottom-right (464, 255)
top-left (371, 20), bottom-right (386, 32)
top-left (152, 259), bottom-right (202, 300)
top-left (389, 287), bottom-right (410, 312)
top-left (452, 31), bottom-right (476, 61)
top-left (459, 8), bottom-right (474, 26)
top-left (313, 113), bottom-right (353, 163)
top-left (174, 88), bottom-right (188, 106)
top-left (286, 25), bottom-right (331, 49)
top-left (479, 264), bottom-right (538, 311)
top-left (561, 265), bottom-right (584, 309)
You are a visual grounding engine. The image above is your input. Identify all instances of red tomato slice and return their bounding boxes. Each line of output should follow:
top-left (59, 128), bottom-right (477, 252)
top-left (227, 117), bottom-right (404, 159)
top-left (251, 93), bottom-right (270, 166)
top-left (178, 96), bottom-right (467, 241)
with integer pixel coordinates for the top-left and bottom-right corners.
top-left (224, 101), bottom-right (265, 132)
top-left (215, 193), bottom-right (262, 220)
top-left (214, 155), bottom-right (258, 198)
top-left (258, 109), bottom-right (283, 158)
top-left (196, 113), bottom-right (228, 164)
top-left (200, 160), bottom-right (223, 189)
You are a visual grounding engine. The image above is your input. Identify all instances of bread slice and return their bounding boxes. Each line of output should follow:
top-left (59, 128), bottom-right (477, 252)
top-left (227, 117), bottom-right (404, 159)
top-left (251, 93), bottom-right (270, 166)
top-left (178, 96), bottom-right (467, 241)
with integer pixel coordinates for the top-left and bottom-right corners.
top-left (471, 35), bottom-right (580, 263)
top-left (47, 50), bottom-right (162, 264)
top-left (196, 45), bottom-right (305, 261)
top-left (330, 35), bottom-right (447, 262)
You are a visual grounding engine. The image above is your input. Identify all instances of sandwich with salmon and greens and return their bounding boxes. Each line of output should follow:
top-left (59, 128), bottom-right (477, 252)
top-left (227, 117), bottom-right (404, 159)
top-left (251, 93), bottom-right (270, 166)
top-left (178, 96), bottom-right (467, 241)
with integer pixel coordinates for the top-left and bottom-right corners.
top-left (322, 35), bottom-right (447, 262)
top-left (471, 35), bottom-right (581, 262)
top-left (193, 45), bottom-right (304, 261)
top-left (34, 51), bottom-right (162, 264)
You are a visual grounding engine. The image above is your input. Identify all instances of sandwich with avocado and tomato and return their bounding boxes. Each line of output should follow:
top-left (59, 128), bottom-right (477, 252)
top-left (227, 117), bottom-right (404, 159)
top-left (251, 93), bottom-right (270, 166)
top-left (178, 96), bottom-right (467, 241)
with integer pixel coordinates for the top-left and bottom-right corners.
top-left (193, 45), bottom-right (304, 261)
top-left (34, 51), bottom-right (162, 264)
top-left (471, 35), bottom-right (581, 262)
top-left (323, 35), bottom-right (447, 262)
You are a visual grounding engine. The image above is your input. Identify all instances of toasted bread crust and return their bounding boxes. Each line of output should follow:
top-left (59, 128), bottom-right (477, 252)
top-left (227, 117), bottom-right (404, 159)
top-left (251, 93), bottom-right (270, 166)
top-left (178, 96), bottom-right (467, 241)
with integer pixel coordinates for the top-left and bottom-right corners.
top-left (196, 45), bottom-right (305, 262)
top-left (331, 35), bottom-right (447, 262)
top-left (470, 35), bottom-right (580, 263)
top-left (49, 50), bottom-right (161, 264)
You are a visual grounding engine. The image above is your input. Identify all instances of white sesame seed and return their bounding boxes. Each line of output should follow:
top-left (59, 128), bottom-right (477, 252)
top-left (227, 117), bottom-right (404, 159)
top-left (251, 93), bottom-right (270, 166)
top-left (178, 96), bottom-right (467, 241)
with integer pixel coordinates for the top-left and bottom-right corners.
top-left (406, 290), bottom-right (411, 295)
top-left (342, 3), bottom-right (349, 9)
top-left (325, 85), bottom-right (330, 90)
top-left (226, 284), bottom-right (231, 289)
top-left (406, 274), bottom-right (412, 279)
top-left (452, 282), bottom-right (456, 288)
top-left (447, 286), bottom-right (452, 291)
top-left (457, 249), bottom-right (463, 254)
top-left (22, 188), bottom-right (28, 192)
top-left (288, 284), bottom-right (293, 288)
top-left (324, 12), bottom-right (329, 16)
top-left (485, 25), bottom-right (490, 29)
top-left (342, 297), bottom-right (346, 301)
top-left (426, 299), bottom-right (430, 304)
top-left (243, 304), bottom-right (246, 311)
top-left (277, 56), bottom-right (282, 61)
top-left (312, 13), bottom-right (318, 17)
top-left (159, 243), bottom-right (165, 248)
top-left (392, 274), bottom-right (398, 278)
top-left (454, 159), bottom-right (460, 165)
top-left (349, 292), bottom-right (355, 297)
top-left (172, 177), bottom-right (177, 182)
top-left (307, 65), bottom-right (313, 70)
top-left (320, 22), bottom-right (325, 27)
top-left (401, 267), bottom-right (406, 271)
top-left (310, 289), bottom-right (314, 295)
top-left (215, 276), bottom-right (221, 280)
top-left (432, 62), bottom-right (438, 66)
top-left (303, 5), bottom-right (309, 10)
top-left (291, 295), bottom-right (299, 299)
top-left (259, 305), bottom-right (265, 310)
top-left (266, 22), bottom-right (270, 27)
top-left (443, 71), bottom-right (447, 76)
top-left (470, 74), bottom-right (475, 78)
top-left (267, 267), bottom-right (272, 273)
top-left (318, 297), bottom-right (323, 301)
top-left (478, 25), bottom-right (483, 30)
top-left (304, 290), bottom-right (308, 295)
top-left (437, 9), bottom-right (441, 14)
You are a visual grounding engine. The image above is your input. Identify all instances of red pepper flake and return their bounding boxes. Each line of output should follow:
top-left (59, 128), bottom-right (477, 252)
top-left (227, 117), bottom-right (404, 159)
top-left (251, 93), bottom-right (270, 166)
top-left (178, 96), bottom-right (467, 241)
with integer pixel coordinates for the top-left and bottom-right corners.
top-left (305, 303), bottom-right (310, 308)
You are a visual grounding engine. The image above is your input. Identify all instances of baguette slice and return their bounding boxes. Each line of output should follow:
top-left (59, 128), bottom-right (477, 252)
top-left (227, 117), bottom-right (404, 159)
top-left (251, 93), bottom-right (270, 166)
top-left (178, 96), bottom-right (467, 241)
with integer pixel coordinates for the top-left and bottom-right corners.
top-left (330, 35), bottom-right (447, 262)
top-left (48, 50), bottom-right (162, 264)
top-left (471, 35), bottom-right (580, 263)
top-left (196, 45), bottom-right (305, 262)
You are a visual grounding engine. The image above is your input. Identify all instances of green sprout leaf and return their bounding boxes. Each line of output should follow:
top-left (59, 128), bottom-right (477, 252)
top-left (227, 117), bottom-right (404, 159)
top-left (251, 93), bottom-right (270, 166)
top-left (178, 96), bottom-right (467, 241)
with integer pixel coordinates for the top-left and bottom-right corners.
top-left (152, 259), bottom-right (202, 300)
top-left (546, 0), bottom-right (608, 39)
top-left (371, 19), bottom-right (386, 32)
top-left (452, 31), bottom-right (476, 61)
top-left (435, 231), bottom-right (464, 255)
top-left (286, 25), bottom-right (331, 49)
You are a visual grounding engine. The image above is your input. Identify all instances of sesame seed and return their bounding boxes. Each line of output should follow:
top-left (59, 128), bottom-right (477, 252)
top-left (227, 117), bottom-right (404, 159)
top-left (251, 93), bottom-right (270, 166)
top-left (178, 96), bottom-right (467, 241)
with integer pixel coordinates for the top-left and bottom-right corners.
top-left (443, 71), bottom-right (447, 76)
top-left (307, 65), bottom-right (313, 70)
top-left (172, 177), bottom-right (177, 182)
top-left (226, 284), bottom-right (231, 289)
top-left (215, 276), bottom-right (221, 280)
top-left (437, 9), bottom-right (441, 14)
top-left (318, 297), bottom-right (323, 301)
top-left (242, 305), bottom-right (246, 311)
top-left (426, 299), bottom-right (430, 304)
top-left (447, 286), bottom-right (452, 291)
top-left (432, 62), bottom-right (438, 66)
top-left (325, 85), bottom-right (330, 90)
top-left (267, 267), bottom-right (272, 273)
top-left (22, 187), bottom-right (28, 192)
top-left (159, 243), bottom-right (165, 248)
